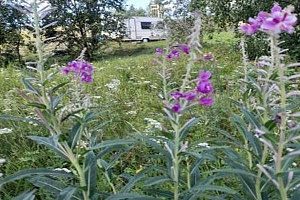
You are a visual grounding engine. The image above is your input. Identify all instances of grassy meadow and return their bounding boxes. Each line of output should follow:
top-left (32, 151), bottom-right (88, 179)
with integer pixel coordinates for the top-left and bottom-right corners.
top-left (0, 32), bottom-right (245, 198)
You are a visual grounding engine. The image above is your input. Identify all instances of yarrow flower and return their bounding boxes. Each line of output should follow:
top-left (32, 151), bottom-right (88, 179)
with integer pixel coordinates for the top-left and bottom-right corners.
top-left (61, 61), bottom-right (93, 83)
top-left (169, 70), bottom-right (214, 113)
top-left (240, 3), bottom-right (297, 35)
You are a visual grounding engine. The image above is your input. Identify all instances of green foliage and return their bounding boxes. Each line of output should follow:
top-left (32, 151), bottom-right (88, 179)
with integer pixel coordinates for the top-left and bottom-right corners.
top-left (0, 0), bottom-right (27, 66)
top-left (190, 0), bottom-right (300, 60)
top-left (45, 0), bottom-right (126, 59)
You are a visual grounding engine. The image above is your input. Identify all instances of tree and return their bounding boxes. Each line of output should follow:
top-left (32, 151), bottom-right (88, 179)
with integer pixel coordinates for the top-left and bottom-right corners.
top-left (126, 4), bottom-right (147, 17)
top-left (0, 0), bottom-right (27, 66)
top-left (46, 0), bottom-right (126, 59)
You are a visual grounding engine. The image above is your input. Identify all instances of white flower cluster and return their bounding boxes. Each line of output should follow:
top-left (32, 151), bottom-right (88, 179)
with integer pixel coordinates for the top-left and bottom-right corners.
top-left (54, 168), bottom-right (71, 173)
top-left (144, 118), bottom-right (162, 133)
top-left (197, 142), bottom-right (211, 148)
top-left (0, 128), bottom-right (12, 135)
top-left (0, 158), bottom-right (6, 178)
top-left (105, 79), bottom-right (121, 91)
top-left (126, 110), bottom-right (137, 115)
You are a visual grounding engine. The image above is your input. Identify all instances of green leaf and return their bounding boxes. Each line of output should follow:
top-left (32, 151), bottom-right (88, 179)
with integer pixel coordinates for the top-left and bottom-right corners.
top-left (120, 167), bottom-right (152, 193)
top-left (142, 189), bottom-right (173, 198)
top-left (190, 185), bottom-right (236, 195)
top-left (91, 139), bottom-right (134, 150)
top-left (106, 193), bottom-right (156, 200)
top-left (57, 187), bottom-right (78, 200)
top-left (30, 177), bottom-right (80, 200)
top-left (84, 151), bottom-right (97, 197)
top-left (143, 176), bottom-right (171, 187)
top-left (68, 122), bottom-right (82, 150)
top-left (0, 115), bottom-right (42, 124)
top-left (51, 94), bottom-right (64, 110)
top-left (12, 190), bottom-right (36, 200)
top-left (0, 168), bottom-right (74, 187)
top-left (52, 81), bottom-right (69, 93)
top-left (22, 77), bottom-right (40, 95)
top-left (27, 102), bottom-right (47, 109)
top-left (179, 118), bottom-right (199, 141)
top-left (28, 136), bottom-right (68, 160)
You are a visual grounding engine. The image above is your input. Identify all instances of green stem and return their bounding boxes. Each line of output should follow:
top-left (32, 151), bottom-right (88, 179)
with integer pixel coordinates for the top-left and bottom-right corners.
top-left (271, 36), bottom-right (288, 200)
top-left (255, 144), bottom-right (268, 200)
top-left (186, 160), bottom-right (191, 190)
top-left (104, 170), bottom-right (117, 194)
top-left (33, 0), bottom-right (48, 107)
top-left (173, 115), bottom-right (180, 200)
top-left (64, 143), bottom-right (89, 200)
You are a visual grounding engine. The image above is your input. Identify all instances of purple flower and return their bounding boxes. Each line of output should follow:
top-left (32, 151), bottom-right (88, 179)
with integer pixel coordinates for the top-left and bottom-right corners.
top-left (183, 92), bottom-right (196, 101)
top-left (181, 45), bottom-right (190, 54)
top-left (172, 102), bottom-right (181, 113)
top-left (171, 49), bottom-right (180, 58)
top-left (275, 114), bottom-right (281, 124)
top-left (62, 60), bottom-right (94, 83)
top-left (170, 91), bottom-right (184, 99)
top-left (202, 54), bottom-right (213, 60)
top-left (61, 67), bottom-right (70, 75)
top-left (198, 70), bottom-right (211, 82)
top-left (199, 97), bottom-right (213, 107)
top-left (240, 4), bottom-right (297, 35)
top-left (261, 5), bottom-right (297, 34)
top-left (197, 81), bottom-right (213, 94)
top-left (156, 48), bottom-right (163, 55)
top-left (240, 23), bottom-right (259, 35)
top-left (167, 49), bottom-right (180, 60)
top-left (256, 62), bottom-right (264, 67)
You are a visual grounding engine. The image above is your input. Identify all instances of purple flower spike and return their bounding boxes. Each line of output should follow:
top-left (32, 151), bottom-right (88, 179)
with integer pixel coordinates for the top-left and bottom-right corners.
top-left (156, 48), bottom-right (163, 55)
top-left (62, 60), bottom-right (94, 83)
top-left (181, 45), bottom-right (190, 54)
top-left (197, 81), bottom-right (213, 94)
top-left (198, 70), bottom-right (211, 82)
top-left (199, 97), bottom-right (213, 107)
top-left (172, 103), bottom-right (181, 113)
top-left (202, 54), bottom-right (213, 60)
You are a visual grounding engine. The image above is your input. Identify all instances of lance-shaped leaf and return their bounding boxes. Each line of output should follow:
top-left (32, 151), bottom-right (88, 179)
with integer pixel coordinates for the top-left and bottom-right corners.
top-left (30, 177), bottom-right (80, 199)
top-left (12, 190), bottom-right (36, 200)
top-left (91, 139), bottom-right (134, 149)
top-left (0, 168), bottom-right (74, 187)
top-left (22, 77), bottom-right (41, 95)
top-left (57, 187), bottom-right (78, 200)
top-left (143, 175), bottom-right (172, 187)
top-left (68, 122), bottom-right (82, 150)
top-left (0, 115), bottom-right (42, 124)
top-left (120, 167), bottom-right (153, 193)
top-left (84, 151), bottom-right (97, 197)
top-left (106, 193), bottom-right (156, 200)
top-left (179, 118), bottom-right (199, 141)
top-left (28, 136), bottom-right (68, 160)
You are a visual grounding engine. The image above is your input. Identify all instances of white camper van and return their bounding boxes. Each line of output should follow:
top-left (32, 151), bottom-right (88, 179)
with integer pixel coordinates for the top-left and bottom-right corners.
top-left (123, 17), bottom-right (166, 42)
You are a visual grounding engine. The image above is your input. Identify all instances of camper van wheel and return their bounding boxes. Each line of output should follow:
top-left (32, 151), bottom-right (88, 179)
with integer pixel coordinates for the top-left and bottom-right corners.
top-left (142, 38), bottom-right (149, 43)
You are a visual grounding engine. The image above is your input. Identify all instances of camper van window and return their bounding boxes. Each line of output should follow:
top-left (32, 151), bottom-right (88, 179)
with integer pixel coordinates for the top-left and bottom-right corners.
top-left (141, 22), bottom-right (151, 29)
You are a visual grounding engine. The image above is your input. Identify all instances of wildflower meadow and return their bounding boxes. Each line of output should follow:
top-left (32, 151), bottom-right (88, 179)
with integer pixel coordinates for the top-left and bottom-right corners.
top-left (0, 0), bottom-right (299, 200)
